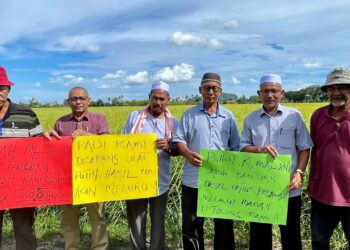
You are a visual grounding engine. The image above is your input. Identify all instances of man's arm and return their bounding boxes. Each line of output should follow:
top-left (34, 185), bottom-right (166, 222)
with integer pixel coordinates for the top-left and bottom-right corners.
top-left (289, 149), bottom-right (310, 190)
top-left (42, 129), bottom-right (61, 140)
top-left (228, 114), bottom-right (240, 151)
top-left (176, 142), bottom-right (202, 167)
top-left (240, 116), bottom-right (278, 157)
top-left (42, 120), bottom-right (61, 140)
top-left (241, 145), bottom-right (279, 157)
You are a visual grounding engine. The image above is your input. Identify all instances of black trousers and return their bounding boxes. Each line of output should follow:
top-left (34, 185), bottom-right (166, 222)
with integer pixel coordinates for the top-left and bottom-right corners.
top-left (311, 198), bottom-right (350, 250)
top-left (0, 207), bottom-right (37, 250)
top-left (181, 185), bottom-right (235, 250)
top-left (249, 195), bottom-right (302, 250)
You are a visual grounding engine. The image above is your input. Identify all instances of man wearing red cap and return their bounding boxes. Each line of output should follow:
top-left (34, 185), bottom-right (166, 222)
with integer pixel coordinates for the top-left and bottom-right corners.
top-left (0, 66), bottom-right (43, 249)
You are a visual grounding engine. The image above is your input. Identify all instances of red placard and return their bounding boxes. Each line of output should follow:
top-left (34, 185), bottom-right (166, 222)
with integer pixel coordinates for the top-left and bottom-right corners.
top-left (0, 136), bottom-right (72, 209)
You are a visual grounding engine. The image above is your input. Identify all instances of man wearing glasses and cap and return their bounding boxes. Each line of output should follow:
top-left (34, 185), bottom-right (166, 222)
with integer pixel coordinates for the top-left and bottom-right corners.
top-left (308, 68), bottom-right (350, 249)
top-left (173, 72), bottom-right (240, 250)
top-left (121, 81), bottom-right (179, 249)
top-left (44, 86), bottom-right (109, 250)
top-left (240, 74), bottom-right (313, 250)
top-left (0, 66), bottom-right (44, 249)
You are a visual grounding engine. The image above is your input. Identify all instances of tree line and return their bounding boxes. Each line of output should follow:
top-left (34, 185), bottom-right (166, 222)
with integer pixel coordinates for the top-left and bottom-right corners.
top-left (24, 85), bottom-right (327, 107)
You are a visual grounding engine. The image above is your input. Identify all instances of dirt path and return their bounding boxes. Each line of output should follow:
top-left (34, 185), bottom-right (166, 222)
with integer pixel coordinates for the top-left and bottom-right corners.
top-left (1, 234), bottom-right (131, 250)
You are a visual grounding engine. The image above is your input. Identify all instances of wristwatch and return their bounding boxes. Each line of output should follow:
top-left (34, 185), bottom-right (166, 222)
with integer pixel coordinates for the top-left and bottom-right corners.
top-left (295, 168), bottom-right (305, 176)
top-left (167, 143), bottom-right (174, 154)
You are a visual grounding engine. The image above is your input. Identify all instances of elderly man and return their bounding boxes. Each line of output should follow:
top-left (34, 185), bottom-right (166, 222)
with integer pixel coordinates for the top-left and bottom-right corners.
top-left (240, 74), bottom-right (313, 250)
top-left (308, 67), bottom-right (350, 249)
top-left (45, 86), bottom-right (109, 250)
top-left (173, 72), bottom-right (240, 250)
top-left (121, 81), bottom-right (178, 249)
top-left (0, 66), bottom-right (43, 249)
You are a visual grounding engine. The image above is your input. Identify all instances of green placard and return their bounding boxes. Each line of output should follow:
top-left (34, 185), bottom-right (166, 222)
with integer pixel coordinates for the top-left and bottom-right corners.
top-left (197, 150), bottom-right (291, 225)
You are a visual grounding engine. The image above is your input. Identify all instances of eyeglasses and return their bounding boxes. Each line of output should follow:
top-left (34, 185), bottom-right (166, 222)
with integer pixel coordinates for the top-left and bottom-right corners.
top-left (259, 89), bottom-right (282, 95)
top-left (68, 96), bottom-right (90, 102)
top-left (201, 85), bottom-right (222, 93)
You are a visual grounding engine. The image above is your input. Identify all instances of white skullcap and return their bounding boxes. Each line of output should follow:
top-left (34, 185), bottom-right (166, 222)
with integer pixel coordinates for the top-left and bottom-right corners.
top-left (260, 74), bottom-right (282, 85)
top-left (151, 81), bottom-right (169, 92)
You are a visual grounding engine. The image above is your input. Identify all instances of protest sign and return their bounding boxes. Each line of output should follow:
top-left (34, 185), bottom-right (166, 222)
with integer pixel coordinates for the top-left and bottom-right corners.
top-left (198, 150), bottom-right (291, 225)
top-left (0, 136), bottom-right (72, 209)
top-left (72, 134), bottom-right (158, 204)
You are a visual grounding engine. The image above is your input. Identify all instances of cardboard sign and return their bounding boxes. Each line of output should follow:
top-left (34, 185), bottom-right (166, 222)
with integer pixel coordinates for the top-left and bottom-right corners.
top-left (198, 150), bottom-right (291, 225)
top-left (0, 136), bottom-right (72, 209)
top-left (72, 134), bottom-right (158, 204)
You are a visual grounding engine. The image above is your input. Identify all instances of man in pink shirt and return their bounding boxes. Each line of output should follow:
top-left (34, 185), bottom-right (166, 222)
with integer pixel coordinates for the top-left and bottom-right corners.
top-left (45, 86), bottom-right (109, 250)
top-left (308, 68), bottom-right (350, 250)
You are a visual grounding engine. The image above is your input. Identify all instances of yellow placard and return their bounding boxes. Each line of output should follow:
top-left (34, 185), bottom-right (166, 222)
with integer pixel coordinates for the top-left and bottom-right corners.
top-left (72, 134), bottom-right (158, 204)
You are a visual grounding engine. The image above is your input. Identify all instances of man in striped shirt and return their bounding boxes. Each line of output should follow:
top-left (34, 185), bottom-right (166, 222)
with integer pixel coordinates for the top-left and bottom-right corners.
top-left (0, 66), bottom-right (43, 250)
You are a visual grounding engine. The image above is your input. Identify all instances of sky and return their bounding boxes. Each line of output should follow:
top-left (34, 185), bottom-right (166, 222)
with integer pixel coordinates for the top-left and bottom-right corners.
top-left (1, 0), bottom-right (350, 103)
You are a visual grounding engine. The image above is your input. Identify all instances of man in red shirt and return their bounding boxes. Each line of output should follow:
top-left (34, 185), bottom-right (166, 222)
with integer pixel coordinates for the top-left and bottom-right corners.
top-left (45, 86), bottom-right (109, 250)
top-left (308, 67), bottom-right (350, 249)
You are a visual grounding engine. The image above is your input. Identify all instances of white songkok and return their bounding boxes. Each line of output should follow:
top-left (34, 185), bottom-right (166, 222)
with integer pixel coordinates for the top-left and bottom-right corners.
top-left (260, 74), bottom-right (282, 86)
top-left (151, 81), bottom-right (170, 93)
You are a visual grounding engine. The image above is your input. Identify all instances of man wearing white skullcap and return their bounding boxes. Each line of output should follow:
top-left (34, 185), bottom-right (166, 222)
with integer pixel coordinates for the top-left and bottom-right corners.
top-left (240, 74), bottom-right (313, 250)
top-left (121, 81), bottom-right (179, 249)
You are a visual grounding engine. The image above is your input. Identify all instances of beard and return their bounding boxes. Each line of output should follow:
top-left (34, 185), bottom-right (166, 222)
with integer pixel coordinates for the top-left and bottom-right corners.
top-left (331, 98), bottom-right (347, 107)
top-left (150, 106), bottom-right (163, 117)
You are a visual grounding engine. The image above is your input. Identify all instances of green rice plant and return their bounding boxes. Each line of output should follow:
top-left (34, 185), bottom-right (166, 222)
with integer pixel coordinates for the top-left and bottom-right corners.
top-left (166, 156), bottom-right (184, 248)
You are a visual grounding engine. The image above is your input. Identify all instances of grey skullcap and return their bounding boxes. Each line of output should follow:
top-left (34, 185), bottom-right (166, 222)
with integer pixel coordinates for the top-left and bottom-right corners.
top-left (321, 67), bottom-right (350, 92)
top-left (201, 72), bottom-right (221, 85)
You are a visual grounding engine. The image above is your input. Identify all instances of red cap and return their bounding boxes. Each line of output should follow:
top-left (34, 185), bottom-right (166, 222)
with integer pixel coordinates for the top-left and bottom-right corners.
top-left (0, 66), bottom-right (14, 86)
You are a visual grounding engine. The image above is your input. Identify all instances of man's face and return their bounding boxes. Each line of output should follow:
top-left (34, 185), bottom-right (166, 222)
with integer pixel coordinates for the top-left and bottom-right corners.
top-left (149, 89), bottom-right (170, 116)
top-left (199, 81), bottom-right (222, 106)
top-left (0, 86), bottom-right (10, 108)
top-left (326, 84), bottom-right (350, 107)
top-left (258, 82), bottom-right (284, 111)
top-left (68, 88), bottom-right (90, 114)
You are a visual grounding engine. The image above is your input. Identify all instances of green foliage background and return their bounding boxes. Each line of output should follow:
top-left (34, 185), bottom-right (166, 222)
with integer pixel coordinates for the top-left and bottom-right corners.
top-left (3, 103), bottom-right (348, 249)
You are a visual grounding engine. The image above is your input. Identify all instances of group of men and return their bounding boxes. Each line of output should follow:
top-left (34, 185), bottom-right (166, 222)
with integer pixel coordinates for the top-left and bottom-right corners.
top-left (0, 65), bottom-right (349, 250)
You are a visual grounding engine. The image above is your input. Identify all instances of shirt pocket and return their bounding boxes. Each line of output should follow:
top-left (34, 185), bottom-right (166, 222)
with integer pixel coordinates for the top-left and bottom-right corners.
top-left (278, 127), bottom-right (296, 150)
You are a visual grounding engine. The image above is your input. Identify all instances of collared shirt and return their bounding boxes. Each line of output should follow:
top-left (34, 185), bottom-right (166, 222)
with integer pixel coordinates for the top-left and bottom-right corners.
top-left (173, 103), bottom-right (240, 188)
top-left (309, 105), bottom-right (350, 206)
top-left (0, 99), bottom-right (43, 138)
top-left (240, 105), bottom-right (313, 197)
top-left (121, 110), bottom-right (179, 195)
top-left (54, 111), bottom-right (109, 136)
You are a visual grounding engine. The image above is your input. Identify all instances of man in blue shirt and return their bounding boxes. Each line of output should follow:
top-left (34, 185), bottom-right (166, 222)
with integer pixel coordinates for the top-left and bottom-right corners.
top-left (240, 74), bottom-right (313, 250)
top-left (122, 81), bottom-right (179, 249)
top-left (173, 72), bottom-right (240, 250)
